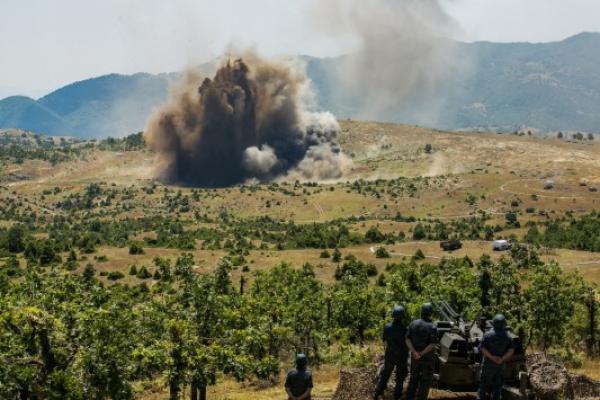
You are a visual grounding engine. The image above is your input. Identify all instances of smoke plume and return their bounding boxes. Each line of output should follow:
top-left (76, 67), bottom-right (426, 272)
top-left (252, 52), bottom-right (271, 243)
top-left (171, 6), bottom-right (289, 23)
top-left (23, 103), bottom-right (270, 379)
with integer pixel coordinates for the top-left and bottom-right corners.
top-left (312, 0), bottom-right (466, 123)
top-left (144, 54), bottom-right (349, 187)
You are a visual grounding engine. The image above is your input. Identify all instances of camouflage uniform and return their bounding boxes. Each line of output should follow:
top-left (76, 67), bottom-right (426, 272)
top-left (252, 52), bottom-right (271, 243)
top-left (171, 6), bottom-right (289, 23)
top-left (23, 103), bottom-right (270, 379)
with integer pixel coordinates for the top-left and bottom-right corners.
top-left (375, 306), bottom-right (409, 400)
top-left (406, 305), bottom-right (438, 400)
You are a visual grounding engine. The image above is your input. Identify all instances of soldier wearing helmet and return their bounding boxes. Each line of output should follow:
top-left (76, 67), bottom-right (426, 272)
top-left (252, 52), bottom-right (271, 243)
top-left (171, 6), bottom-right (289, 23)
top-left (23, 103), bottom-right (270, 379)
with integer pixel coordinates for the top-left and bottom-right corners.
top-left (285, 354), bottom-right (313, 400)
top-left (477, 314), bottom-right (515, 400)
top-left (374, 305), bottom-right (409, 400)
top-left (405, 303), bottom-right (438, 400)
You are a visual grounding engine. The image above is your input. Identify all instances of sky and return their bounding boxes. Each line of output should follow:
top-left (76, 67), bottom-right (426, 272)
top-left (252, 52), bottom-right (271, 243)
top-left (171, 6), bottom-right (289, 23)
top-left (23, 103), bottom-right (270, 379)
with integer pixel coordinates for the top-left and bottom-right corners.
top-left (1, 0), bottom-right (599, 99)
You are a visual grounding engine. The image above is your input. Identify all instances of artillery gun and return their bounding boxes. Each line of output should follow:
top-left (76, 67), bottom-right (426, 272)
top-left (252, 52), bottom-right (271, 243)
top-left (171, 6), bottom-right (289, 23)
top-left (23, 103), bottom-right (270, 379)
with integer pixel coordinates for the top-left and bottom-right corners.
top-left (332, 299), bottom-right (597, 400)
top-left (432, 301), bottom-right (527, 397)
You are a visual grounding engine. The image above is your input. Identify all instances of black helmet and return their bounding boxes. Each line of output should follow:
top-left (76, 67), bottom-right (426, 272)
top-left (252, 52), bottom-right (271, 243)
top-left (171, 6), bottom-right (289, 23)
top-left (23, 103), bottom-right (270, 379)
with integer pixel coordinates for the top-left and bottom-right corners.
top-left (296, 353), bottom-right (308, 369)
top-left (492, 314), bottom-right (507, 330)
top-left (392, 305), bottom-right (405, 320)
top-left (421, 303), bottom-right (434, 318)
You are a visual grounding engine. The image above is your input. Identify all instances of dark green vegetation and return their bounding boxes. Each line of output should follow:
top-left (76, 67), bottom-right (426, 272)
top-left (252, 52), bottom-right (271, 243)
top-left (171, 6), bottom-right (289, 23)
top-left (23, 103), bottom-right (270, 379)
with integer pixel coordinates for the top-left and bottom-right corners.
top-left (0, 181), bottom-right (598, 398)
top-left (3, 33), bottom-right (600, 137)
top-left (525, 212), bottom-right (600, 252)
top-left (1, 246), bottom-right (597, 399)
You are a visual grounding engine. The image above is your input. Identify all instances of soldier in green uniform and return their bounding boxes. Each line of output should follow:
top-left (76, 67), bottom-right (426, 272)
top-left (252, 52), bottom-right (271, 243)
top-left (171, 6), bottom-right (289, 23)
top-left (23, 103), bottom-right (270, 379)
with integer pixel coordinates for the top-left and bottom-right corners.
top-left (477, 314), bottom-right (515, 400)
top-left (374, 305), bottom-right (409, 400)
top-left (405, 303), bottom-right (438, 400)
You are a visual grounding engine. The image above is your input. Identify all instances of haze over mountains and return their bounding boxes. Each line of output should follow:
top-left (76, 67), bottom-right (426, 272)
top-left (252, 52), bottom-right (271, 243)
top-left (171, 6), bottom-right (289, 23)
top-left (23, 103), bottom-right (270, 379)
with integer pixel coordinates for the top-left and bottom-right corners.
top-left (1, 33), bottom-right (599, 138)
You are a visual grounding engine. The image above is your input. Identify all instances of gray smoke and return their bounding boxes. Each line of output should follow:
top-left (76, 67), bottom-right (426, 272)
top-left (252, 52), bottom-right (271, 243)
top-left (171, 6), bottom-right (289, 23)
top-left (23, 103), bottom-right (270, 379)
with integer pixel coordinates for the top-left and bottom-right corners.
top-left (312, 0), bottom-right (466, 122)
top-left (243, 145), bottom-right (278, 175)
top-left (144, 53), bottom-right (350, 187)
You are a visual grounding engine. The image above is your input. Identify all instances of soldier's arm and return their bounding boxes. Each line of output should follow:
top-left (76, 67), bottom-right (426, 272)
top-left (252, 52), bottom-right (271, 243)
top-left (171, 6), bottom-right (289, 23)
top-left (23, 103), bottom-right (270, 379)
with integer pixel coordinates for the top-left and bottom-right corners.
top-left (285, 387), bottom-right (296, 400)
top-left (419, 343), bottom-right (436, 356)
top-left (405, 338), bottom-right (420, 359)
top-left (419, 326), bottom-right (437, 356)
top-left (501, 347), bottom-right (515, 363)
top-left (285, 374), bottom-right (296, 400)
top-left (481, 347), bottom-right (502, 365)
top-left (298, 374), bottom-right (313, 400)
top-left (298, 388), bottom-right (311, 400)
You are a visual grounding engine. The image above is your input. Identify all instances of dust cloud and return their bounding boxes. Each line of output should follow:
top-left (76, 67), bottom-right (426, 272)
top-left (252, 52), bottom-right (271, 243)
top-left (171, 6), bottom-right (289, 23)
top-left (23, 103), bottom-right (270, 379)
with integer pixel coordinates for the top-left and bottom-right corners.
top-left (144, 53), bottom-right (350, 187)
top-left (312, 0), bottom-right (466, 122)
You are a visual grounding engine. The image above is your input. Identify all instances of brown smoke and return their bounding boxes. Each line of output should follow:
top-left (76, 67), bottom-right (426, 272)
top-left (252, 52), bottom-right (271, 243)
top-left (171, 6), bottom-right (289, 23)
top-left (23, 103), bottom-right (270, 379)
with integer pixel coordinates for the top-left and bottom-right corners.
top-left (144, 54), bottom-right (349, 187)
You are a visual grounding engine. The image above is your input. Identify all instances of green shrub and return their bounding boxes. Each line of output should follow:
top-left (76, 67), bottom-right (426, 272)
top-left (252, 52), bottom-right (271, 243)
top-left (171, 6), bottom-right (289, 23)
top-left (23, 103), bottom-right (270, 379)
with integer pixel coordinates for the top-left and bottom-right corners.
top-left (375, 247), bottom-right (390, 259)
top-left (107, 271), bottom-right (124, 281)
top-left (413, 249), bottom-right (426, 260)
top-left (129, 243), bottom-right (145, 255)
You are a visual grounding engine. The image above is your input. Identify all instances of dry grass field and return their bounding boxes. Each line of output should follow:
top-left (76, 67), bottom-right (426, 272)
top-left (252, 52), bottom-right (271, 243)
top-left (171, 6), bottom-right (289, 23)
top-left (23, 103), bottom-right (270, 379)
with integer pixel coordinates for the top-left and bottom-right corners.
top-left (4, 120), bottom-right (598, 281)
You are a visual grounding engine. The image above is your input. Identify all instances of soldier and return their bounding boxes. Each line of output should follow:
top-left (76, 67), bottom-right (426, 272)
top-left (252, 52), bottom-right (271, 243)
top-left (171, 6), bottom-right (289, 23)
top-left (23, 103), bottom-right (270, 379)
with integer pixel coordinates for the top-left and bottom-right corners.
top-left (374, 305), bottom-right (409, 400)
top-left (405, 303), bottom-right (438, 400)
top-left (285, 354), bottom-right (313, 400)
top-left (477, 314), bottom-right (515, 400)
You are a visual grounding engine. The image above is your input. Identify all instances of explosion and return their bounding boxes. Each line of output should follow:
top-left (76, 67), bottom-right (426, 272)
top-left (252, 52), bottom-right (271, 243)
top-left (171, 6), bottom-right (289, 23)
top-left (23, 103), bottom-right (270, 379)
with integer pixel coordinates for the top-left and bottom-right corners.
top-left (144, 55), bottom-right (349, 187)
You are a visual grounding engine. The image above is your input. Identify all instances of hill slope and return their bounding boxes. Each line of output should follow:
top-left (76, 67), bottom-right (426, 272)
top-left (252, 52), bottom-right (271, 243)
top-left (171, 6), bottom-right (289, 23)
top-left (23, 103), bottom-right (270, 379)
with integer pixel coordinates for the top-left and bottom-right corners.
top-left (0, 96), bottom-right (68, 134)
top-left (1, 33), bottom-right (600, 137)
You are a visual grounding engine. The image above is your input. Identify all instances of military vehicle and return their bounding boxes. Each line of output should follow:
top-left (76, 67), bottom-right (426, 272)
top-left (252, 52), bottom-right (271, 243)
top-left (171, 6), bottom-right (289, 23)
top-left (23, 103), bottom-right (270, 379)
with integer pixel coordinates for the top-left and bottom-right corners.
top-left (432, 301), bottom-right (527, 397)
top-left (440, 239), bottom-right (462, 251)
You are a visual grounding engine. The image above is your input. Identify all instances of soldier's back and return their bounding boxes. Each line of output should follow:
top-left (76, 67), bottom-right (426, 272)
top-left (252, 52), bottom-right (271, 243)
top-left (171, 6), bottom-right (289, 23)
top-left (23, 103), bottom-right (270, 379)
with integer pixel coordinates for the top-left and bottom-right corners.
top-left (384, 321), bottom-right (408, 358)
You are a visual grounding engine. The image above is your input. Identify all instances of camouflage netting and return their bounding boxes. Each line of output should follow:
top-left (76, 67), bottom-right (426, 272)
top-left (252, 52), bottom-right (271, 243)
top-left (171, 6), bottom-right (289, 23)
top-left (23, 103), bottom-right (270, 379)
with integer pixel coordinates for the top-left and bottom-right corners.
top-left (526, 353), bottom-right (600, 400)
top-left (331, 358), bottom-right (475, 400)
top-left (528, 362), bottom-right (572, 399)
top-left (569, 373), bottom-right (600, 400)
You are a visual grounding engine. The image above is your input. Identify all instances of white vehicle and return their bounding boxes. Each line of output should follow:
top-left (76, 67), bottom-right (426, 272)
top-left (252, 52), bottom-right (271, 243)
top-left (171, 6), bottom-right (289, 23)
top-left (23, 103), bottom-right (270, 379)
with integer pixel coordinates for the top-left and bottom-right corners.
top-left (493, 240), bottom-right (512, 251)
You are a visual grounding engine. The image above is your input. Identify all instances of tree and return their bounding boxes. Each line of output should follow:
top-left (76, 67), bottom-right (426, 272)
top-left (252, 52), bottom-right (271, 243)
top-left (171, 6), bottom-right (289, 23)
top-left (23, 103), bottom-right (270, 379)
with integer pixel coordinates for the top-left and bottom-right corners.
top-left (525, 264), bottom-right (583, 350)
top-left (129, 243), bottom-right (144, 255)
top-left (7, 224), bottom-right (25, 253)
top-left (83, 264), bottom-right (95, 282)
top-left (39, 241), bottom-right (60, 266)
top-left (584, 287), bottom-right (598, 356)
top-left (65, 249), bottom-right (79, 271)
top-left (412, 224), bottom-right (427, 240)
top-left (332, 248), bottom-right (342, 263)
top-left (375, 247), bottom-right (390, 259)
top-left (331, 272), bottom-right (383, 344)
top-left (505, 212), bottom-right (519, 228)
top-left (478, 266), bottom-right (492, 311)
top-left (365, 226), bottom-right (385, 243)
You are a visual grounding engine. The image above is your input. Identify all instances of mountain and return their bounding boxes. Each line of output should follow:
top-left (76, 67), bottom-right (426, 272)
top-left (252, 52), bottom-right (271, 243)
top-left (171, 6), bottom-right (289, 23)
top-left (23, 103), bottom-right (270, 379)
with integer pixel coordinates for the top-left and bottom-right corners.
top-left (448, 32), bottom-right (600, 132)
top-left (1, 33), bottom-right (600, 137)
top-left (1, 73), bottom-right (175, 138)
top-left (0, 96), bottom-right (68, 134)
top-left (305, 32), bottom-right (600, 132)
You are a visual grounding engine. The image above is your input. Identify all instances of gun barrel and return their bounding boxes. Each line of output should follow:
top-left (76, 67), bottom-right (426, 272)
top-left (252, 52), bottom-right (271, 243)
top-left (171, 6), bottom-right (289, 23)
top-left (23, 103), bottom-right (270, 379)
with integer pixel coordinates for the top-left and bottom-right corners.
top-left (440, 300), bottom-right (459, 319)
top-left (433, 301), bottom-right (452, 321)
